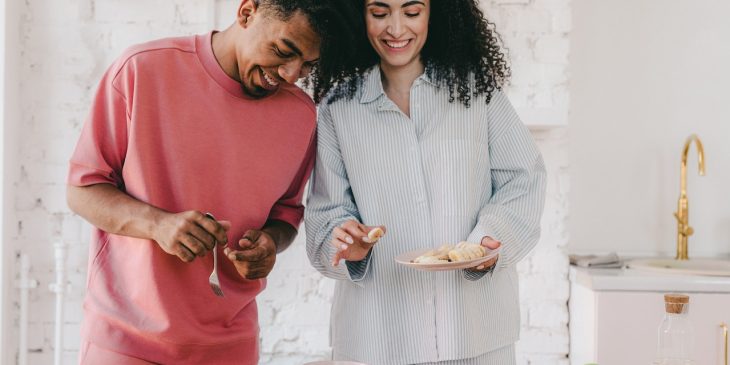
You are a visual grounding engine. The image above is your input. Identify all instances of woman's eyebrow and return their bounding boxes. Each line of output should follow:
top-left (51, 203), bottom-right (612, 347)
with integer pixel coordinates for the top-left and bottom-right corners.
top-left (367, 1), bottom-right (390, 9)
top-left (402, 1), bottom-right (426, 7)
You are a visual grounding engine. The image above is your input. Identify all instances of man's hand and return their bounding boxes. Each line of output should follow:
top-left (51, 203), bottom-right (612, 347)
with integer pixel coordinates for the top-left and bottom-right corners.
top-left (331, 220), bottom-right (386, 267)
top-left (224, 229), bottom-right (277, 279)
top-left (153, 211), bottom-right (230, 262)
top-left (468, 236), bottom-right (501, 272)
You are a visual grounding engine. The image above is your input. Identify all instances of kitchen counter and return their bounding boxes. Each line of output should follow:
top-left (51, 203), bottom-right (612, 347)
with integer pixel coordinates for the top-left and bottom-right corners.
top-left (569, 265), bottom-right (730, 293)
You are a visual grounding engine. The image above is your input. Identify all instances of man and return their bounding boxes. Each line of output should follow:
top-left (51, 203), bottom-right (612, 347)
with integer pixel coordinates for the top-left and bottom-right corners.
top-left (66, 0), bottom-right (362, 363)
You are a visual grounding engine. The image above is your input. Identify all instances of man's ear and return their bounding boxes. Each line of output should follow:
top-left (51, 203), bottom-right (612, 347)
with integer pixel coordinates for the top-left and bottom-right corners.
top-left (237, 0), bottom-right (258, 28)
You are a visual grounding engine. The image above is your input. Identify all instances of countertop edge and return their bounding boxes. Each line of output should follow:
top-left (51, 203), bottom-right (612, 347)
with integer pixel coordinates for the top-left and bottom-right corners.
top-left (569, 266), bottom-right (730, 293)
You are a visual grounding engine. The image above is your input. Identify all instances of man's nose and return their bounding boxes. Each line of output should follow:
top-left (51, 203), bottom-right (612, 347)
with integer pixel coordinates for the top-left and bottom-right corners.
top-left (278, 61), bottom-right (304, 84)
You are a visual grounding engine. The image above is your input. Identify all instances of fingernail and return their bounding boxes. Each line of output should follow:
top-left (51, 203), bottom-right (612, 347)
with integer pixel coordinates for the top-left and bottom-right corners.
top-left (340, 244), bottom-right (348, 250)
top-left (362, 236), bottom-right (372, 244)
top-left (477, 266), bottom-right (485, 270)
top-left (345, 236), bottom-right (354, 244)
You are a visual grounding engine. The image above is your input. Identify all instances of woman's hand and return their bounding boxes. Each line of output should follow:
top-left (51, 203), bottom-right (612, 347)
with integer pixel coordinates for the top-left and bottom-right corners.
top-left (468, 237), bottom-right (501, 271)
top-left (330, 220), bottom-right (386, 267)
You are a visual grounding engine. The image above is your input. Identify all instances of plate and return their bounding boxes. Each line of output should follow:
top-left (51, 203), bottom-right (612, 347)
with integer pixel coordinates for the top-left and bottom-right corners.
top-left (395, 246), bottom-right (500, 271)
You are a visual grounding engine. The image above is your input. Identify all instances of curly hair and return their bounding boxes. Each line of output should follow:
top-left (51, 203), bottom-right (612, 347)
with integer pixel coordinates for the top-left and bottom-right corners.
top-left (257, 0), bottom-right (369, 104)
top-left (329, 0), bottom-right (511, 107)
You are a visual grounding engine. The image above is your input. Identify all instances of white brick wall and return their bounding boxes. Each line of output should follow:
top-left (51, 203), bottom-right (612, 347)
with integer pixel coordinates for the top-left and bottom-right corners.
top-left (6, 0), bottom-right (570, 364)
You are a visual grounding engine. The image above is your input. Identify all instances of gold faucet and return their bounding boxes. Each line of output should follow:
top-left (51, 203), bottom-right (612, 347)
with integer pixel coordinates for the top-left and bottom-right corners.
top-left (674, 134), bottom-right (705, 260)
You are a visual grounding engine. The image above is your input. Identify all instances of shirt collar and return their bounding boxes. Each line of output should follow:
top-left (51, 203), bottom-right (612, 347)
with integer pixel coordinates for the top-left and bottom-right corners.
top-left (359, 64), bottom-right (437, 104)
top-left (359, 66), bottom-right (385, 104)
top-left (417, 65), bottom-right (437, 87)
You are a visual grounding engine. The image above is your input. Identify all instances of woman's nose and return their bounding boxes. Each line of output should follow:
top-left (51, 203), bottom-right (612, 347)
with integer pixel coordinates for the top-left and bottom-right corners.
top-left (386, 16), bottom-right (404, 38)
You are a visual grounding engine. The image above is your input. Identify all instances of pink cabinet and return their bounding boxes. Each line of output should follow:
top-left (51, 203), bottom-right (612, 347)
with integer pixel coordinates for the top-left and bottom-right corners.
top-left (569, 267), bottom-right (730, 365)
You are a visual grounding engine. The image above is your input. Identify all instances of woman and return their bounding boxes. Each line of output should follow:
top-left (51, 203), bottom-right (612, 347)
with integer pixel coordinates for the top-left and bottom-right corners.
top-left (304, 0), bottom-right (546, 364)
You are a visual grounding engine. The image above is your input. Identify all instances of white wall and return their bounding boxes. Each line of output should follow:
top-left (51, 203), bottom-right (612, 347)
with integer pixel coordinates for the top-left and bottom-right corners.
top-left (4, 0), bottom-right (571, 364)
top-left (2, 0), bottom-right (22, 364)
top-left (569, 0), bottom-right (730, 257)
top-left (1, 2), bottom-right (7, 362)
top-left (8, 1), bottom-right (211, 364)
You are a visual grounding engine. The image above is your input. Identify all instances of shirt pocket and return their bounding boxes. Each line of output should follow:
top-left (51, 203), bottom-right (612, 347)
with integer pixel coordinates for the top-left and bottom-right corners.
top-left (431, 139), bottom-right (488, 217)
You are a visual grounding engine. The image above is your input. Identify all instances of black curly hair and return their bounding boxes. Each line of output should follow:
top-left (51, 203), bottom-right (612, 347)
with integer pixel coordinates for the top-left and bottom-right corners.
top-left (256, 0), bottom-right (368, 103)
top-left (329, 0), bottom-right (511, 107)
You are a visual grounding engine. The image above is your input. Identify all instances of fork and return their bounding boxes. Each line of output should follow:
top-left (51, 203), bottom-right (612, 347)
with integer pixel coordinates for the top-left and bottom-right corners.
top-left (204, 213), bottom-right (224, 297)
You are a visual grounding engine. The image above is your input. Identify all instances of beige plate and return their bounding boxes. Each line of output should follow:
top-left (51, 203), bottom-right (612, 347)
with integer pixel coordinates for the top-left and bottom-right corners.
top-left (395, 247), bottom-right (500, 272)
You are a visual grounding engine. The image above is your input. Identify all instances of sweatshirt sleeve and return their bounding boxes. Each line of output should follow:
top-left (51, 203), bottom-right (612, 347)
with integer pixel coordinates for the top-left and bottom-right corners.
top-left (67, 62), bottom-right (131, 188)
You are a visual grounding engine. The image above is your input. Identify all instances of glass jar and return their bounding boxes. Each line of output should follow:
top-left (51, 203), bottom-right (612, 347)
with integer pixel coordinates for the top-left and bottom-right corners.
top-left (653, 293), bottom-right (694, 365)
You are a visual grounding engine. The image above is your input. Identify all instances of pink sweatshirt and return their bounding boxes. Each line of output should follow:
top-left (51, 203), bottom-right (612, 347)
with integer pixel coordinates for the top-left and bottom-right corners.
top-left (68, 32), bottom-right (316, 364)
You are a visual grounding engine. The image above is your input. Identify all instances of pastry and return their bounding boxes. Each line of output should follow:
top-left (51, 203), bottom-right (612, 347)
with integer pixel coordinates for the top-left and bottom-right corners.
top-left (413, 255), bottom-right (449, 264)
top-left (368, 227), bottom-right (385, 242)
top-left (448, 242), bottom-right (486, 262)
top-left (413, 242), bottom-right (486, 264)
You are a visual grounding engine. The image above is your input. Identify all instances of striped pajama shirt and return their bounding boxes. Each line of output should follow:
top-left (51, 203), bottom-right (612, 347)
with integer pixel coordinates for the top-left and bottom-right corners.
top-left (305, 65), bottom-right (546, 365)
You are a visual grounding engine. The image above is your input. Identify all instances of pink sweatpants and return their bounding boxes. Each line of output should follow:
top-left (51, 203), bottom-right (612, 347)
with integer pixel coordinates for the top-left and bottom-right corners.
top-left (78, 341), bottom-right (157, 365)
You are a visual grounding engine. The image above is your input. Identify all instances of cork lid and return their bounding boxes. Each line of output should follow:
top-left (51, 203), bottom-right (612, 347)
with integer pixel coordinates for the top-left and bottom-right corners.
top-left (664, 294), bottom-right (690, 314)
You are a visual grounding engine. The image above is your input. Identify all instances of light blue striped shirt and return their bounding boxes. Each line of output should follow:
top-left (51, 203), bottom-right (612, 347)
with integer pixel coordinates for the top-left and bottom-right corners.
top-left (304, 65), bottom-right (546, 365)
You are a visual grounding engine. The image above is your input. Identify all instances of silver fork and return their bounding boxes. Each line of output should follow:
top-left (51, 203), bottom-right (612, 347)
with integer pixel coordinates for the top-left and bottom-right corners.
top-left (204, 213), bottom-right (224, 297)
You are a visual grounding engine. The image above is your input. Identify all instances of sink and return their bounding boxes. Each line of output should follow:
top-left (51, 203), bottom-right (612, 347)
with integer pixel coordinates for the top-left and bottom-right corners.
top-left (627, 258), bottom-right (730, 277)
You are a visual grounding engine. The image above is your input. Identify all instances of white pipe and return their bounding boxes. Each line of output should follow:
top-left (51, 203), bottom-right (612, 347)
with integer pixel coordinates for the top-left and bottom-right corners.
top-left (50, 242), bottom-right (68, 365)
top-left (17, 253), bottom-right (37, 365)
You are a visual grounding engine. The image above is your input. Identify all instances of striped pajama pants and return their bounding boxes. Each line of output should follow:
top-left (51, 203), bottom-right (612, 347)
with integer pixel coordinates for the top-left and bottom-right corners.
top-left (334, 344), bottom-right (516, 365)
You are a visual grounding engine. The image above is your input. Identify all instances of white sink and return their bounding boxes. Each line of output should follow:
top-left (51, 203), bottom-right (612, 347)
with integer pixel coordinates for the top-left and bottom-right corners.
top-left (627, 257), bottom-right (730, 277)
